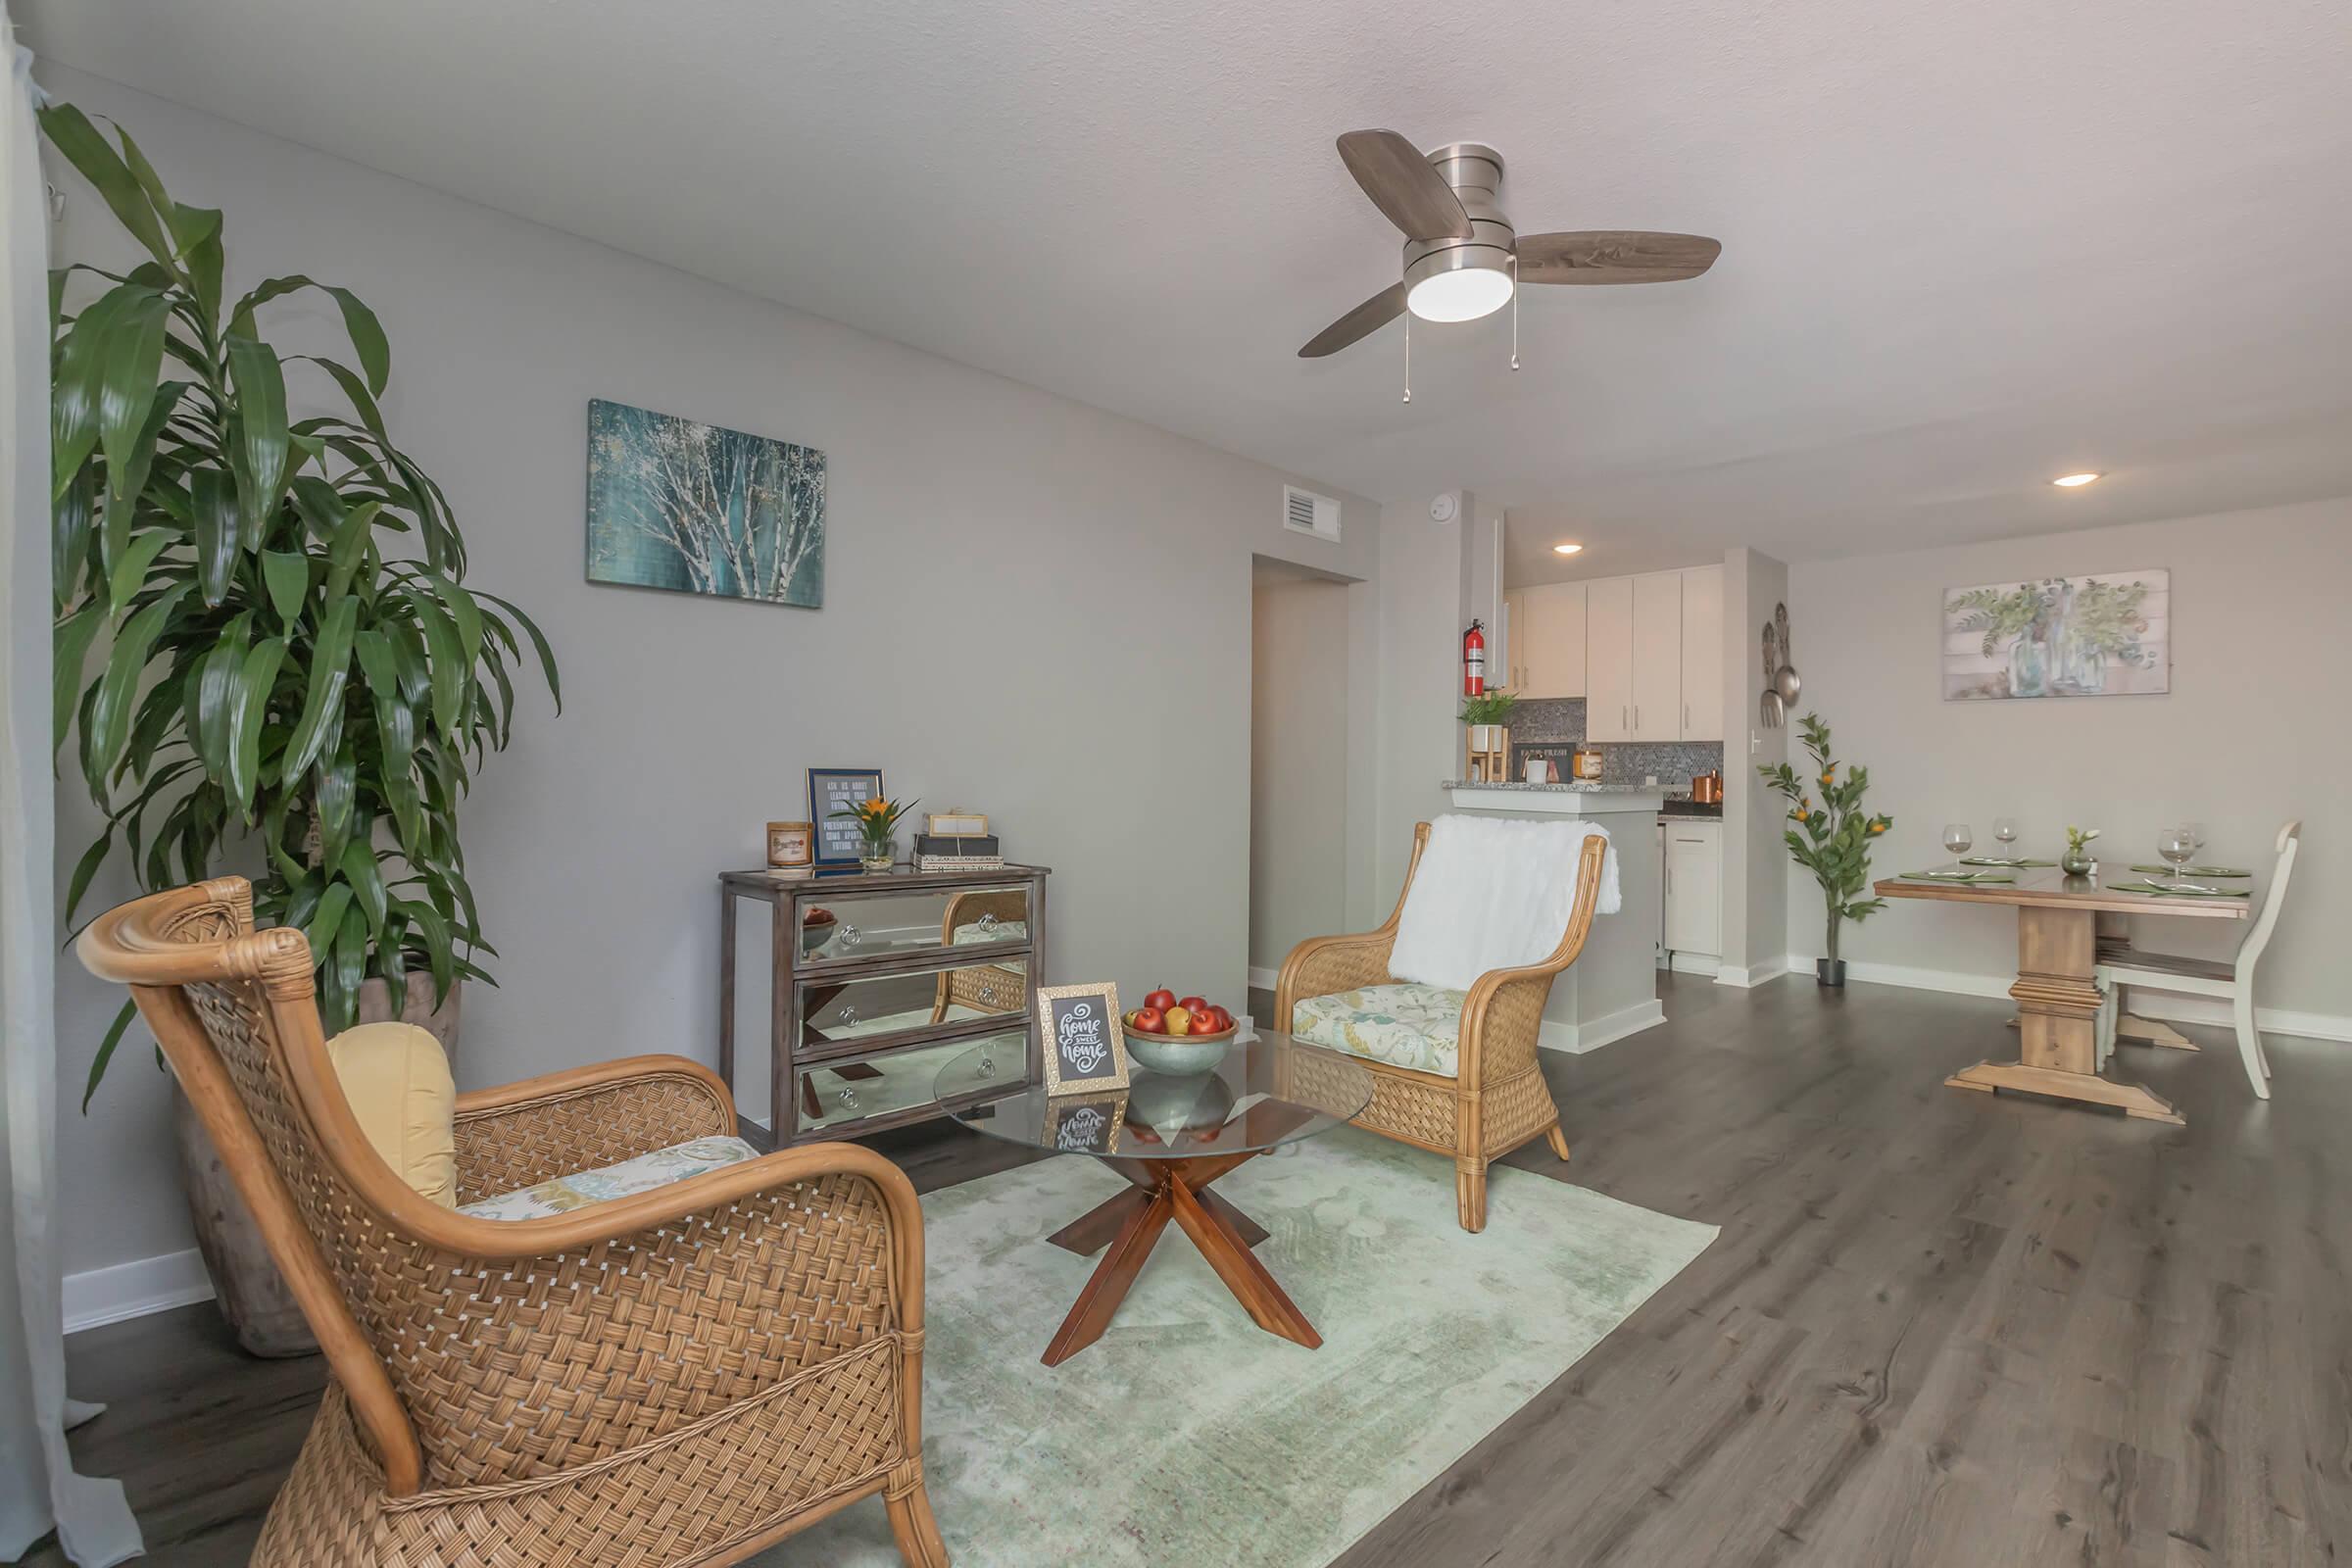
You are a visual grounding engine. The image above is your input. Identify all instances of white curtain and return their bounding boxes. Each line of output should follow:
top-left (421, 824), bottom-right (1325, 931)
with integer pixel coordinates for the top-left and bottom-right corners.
top-left (0, 12), bottom-right (143, 1563)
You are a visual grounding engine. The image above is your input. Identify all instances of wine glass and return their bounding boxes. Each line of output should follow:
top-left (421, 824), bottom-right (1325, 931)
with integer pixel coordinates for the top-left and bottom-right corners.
top-left (2158, 826), bottom-right (2198, 888)
top-left (1943, 823), bottom-right (1973, 860)
top-left (1992, 818), bottom-right (2019, 860)
top-left (2186, 822), bottom-right (2208, 858)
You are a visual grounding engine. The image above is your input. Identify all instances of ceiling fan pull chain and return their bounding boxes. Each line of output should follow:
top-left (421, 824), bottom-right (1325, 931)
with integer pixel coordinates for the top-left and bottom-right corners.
top-left (1402, 311), bottom-right (1411, 403)
top-left (1510, 254), bottom-right (1520, 371)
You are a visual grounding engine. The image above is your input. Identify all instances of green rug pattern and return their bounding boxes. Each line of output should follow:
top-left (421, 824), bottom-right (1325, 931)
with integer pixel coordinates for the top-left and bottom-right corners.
top-left (765, 1128), bottom-right (1716, 1566)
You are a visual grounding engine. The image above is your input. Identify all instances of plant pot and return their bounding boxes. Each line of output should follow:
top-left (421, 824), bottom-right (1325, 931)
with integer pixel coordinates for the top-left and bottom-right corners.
top-left (176, 970), bottom-right (460, 1357)
top-left (1467, 723), bottom-right (1506, 752)
top-left (2060, 849), bottom-right (2097, 877)
top-left (1816, 958), bottom-right (1847, 988)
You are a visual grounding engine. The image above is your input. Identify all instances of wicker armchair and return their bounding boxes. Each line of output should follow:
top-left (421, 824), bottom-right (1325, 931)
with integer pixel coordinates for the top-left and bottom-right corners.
top-left (1274, 823), bottom-right (1604, 1233)
top-left (78, 877), bottom-right (948, 1568)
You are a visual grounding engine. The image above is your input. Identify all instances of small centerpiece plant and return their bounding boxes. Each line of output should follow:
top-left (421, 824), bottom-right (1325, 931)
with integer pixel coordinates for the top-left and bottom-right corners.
top-left (2061, 825), bottom-right (2101, 877)
top-left (1758, 713), bottom-right (1891, 987)
top-left (833, 795), bottom-right (916, 872)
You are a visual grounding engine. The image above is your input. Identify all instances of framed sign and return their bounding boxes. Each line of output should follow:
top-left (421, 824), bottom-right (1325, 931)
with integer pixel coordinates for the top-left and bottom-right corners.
top-left (808, 766), bottom-right (884, 867)
top-left (1038, 981), bottom-right (1130, 1095)
top-left (1044, 1093), bottom-right (1126, 1154)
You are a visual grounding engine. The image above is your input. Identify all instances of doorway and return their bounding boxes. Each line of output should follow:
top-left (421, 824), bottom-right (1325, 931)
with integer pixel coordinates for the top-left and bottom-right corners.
top-left (1249, 557), bottom-right (1352, 992)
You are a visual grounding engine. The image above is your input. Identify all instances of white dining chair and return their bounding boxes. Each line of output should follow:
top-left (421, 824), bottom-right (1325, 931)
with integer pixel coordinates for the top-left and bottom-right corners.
top-left (2095, 820), bottom-right (2301, 1099)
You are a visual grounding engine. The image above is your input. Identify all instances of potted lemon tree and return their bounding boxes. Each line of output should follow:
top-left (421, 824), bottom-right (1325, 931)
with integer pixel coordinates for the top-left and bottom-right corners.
top-left (1758, 712), bottom-right (1890, 987)
top-left (48, 105), bottom-right (559, 1349)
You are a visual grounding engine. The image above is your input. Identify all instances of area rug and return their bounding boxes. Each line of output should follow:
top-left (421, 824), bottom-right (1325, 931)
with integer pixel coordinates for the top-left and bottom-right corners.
top-left (765, 1128), bottom-right (1716, 1567)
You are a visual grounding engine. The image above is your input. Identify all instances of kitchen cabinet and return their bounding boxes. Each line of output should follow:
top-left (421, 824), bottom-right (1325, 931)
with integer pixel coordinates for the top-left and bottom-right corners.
top-left (1678, 564), bottom-right (1724, 742)
top-left (1514, 581), bottom-right (1586, 698)
top-left (1630, 573), bottom-right (1683, 741)
top-left (1662, 818), bottom-right (1722, 959)
top-left (1585, 577), bottom-right (1636, 740)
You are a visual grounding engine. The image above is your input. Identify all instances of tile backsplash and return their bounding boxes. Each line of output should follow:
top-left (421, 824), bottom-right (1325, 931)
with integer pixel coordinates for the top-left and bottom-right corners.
top-left (1507, 698), bottom-right (1725, 789)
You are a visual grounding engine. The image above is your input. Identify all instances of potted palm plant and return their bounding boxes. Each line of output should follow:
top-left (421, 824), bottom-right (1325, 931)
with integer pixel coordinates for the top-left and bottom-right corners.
top-left (46, 104), bottom-right (560, 1350)
top-left (1758, 712), bottom-right (1890, 986)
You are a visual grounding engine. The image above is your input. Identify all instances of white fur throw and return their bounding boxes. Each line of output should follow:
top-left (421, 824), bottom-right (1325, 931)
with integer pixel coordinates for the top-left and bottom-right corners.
top-left (1387, 813), bottom-right (1621, 993)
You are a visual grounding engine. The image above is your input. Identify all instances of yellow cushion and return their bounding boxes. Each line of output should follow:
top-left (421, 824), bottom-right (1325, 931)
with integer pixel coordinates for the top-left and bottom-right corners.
top-left (325, 1022), bottom-right (457, 1208)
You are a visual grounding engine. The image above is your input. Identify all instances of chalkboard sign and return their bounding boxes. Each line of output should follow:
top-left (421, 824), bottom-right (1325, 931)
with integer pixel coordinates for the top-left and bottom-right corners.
top-left (808, 766), bottom-right (883, 867)
top-left (1045, 1093), bottom-right (1126, 1154)
top-left (1037, 981), bottom-right (1130, 1094)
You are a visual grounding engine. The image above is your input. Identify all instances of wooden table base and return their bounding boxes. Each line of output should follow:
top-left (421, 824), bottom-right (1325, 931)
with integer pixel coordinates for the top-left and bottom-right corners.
top-left (1039, 1153), bottom-right (1315, 1366)
top-left (1949, 905), bottom-right (2183, 1125)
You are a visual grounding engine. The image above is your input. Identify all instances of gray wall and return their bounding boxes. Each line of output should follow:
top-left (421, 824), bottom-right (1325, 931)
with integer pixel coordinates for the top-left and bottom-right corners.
top-left (1249, 568), bottom-right (1353, 972)
top-left (1784, 498), bottom-right (2348, 1021)
top-left (1721, 548), bottom-right (1789, 976)
top-left (41, 65), bottom-right (1380, 1280)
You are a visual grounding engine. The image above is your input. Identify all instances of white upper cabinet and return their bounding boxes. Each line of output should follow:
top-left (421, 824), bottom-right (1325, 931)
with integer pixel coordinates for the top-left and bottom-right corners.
top-left (1677, 564), bottom-right (1725, 742)
top-left (1515, 581), bottom-right (1586, 698)
top-left (1585, 577), bottom-right (1636, 740)
top-left (1630, 573), bottom-right (1683, 741)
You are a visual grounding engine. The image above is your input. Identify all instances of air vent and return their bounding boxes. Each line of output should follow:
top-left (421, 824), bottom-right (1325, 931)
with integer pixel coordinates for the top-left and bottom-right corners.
top-left (1283, 484), bottom-right (1342, 543)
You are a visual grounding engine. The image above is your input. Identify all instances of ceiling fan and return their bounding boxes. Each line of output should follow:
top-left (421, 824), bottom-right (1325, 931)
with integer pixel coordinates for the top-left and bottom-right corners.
top-left (1298, 130), bottom-right (1721, 359)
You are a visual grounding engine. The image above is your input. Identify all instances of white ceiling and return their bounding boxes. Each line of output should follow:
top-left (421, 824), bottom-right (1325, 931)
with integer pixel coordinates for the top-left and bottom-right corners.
top-left (27, 0), bottom-right (2352, 567)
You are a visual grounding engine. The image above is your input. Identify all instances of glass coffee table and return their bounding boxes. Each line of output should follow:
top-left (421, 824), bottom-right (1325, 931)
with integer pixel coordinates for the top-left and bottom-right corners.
top-left (935, 1031), bottom-right (1373, 1365)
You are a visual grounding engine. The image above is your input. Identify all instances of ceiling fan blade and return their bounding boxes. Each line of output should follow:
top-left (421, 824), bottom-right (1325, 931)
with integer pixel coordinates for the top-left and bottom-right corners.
top-left (1515, 231), bottom-right (1722, 284)
top-left (1337, 130), bottom-right (1474, 241)
top-left (1298, 282), bottom-right (1407, 358)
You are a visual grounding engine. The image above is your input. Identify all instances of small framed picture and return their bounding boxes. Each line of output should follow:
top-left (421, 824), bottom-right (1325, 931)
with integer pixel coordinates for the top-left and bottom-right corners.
top-left (1037, 981), bottom-right (1130, 1095)
top-left (808, 767), bottom-right (884, 867)
top-left (1044, 1092), bottom-right (1126, 1154)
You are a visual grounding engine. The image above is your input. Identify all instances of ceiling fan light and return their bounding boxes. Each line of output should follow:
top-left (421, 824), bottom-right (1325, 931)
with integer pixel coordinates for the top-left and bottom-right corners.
top-left (1405, 266), bottom-right (1513, 323)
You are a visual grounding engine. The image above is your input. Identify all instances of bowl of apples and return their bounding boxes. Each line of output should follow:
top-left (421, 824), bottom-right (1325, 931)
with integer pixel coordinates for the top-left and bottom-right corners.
top-left (1123, 988), bottom-right (1239, 1075)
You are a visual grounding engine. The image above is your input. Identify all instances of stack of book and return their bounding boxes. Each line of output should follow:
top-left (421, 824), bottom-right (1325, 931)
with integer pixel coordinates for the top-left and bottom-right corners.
top-left (914, 833), bottom-right (1004, 872)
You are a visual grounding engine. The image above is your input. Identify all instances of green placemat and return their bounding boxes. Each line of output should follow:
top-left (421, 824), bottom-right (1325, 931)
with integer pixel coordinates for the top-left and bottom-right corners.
top-left (2110, 879), bottom-right (2251, 899)
top-left (2126, 863), bottom-right (2251, 877)
top-left (1900, 869), bottom-right (2016, 884)
top-left (1960, 856), bottom-right (2055, 867)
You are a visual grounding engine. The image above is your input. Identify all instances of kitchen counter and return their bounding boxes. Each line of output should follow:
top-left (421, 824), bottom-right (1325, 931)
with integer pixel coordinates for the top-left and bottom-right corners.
top-left (1438, 781), bottom-right (1665, 1054)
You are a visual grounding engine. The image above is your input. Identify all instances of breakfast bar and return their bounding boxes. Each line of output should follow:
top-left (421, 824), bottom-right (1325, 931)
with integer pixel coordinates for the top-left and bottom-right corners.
top-left (1443, 781), bottom-right (1666, 1051)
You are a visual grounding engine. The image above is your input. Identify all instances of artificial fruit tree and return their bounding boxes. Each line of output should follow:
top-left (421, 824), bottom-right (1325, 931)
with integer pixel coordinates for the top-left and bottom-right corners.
top-left (1758, 712), bottom-right (1890, 975)
top-left (46, 104), bottom-right (560, 1103)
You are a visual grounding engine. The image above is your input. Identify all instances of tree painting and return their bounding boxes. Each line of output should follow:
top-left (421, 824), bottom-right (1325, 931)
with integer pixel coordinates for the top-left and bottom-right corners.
top-left (586, 399), bottom-right (826, 608)
top-left (1940, 569), bottom-right (2169, 700)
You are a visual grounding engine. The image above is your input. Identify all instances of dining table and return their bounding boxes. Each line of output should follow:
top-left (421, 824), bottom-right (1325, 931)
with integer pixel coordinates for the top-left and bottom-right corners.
top-left (1874, 863), bottom-right (2251, 1126)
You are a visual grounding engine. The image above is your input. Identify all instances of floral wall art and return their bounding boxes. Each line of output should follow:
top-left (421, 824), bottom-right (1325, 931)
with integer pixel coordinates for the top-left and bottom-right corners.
top-left (586, 399), bottom-right (827, 608)
top-left (1941, 569), bottom-right (2170, 701)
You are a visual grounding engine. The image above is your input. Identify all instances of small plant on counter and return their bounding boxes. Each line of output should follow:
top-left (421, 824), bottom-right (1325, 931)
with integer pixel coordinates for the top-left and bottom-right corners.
top-left (2061, 825), bottom-right (2101, 876)
top-left (1458, 688), bottom-right (1519, 727)
top-left (1758, 712), bottom-right (1891, 983)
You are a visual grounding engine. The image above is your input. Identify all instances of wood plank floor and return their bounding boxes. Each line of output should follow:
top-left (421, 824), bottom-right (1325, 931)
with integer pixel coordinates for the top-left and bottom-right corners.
top-left (18, 975), bottom-right (2349, 1566)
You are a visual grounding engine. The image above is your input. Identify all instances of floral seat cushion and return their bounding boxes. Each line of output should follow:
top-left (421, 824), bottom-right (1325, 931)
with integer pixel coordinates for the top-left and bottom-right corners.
top-left (1290, 983), bottom-right (1467, 1078)
top-left (458, 1135), bottom-right (761, 1221)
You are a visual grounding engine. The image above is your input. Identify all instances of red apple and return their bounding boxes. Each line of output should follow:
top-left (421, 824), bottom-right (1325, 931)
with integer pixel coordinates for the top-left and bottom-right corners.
top-left (1177, 995), bottom-right (1208, 1015)
top-left (1206, 1005), bottom-right (1234, 1031)
top-left (1132, 1005), bottom-right (1166, 1034)
top-left (1144, 988), bottom-right (1177, 1012)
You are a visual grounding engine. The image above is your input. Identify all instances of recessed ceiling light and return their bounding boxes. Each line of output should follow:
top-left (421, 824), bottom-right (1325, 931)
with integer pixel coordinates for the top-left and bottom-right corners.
top-left (2051, 472), bottom-right (2102, 488)
top-left (1552, 542), bottom-right (1584, 556)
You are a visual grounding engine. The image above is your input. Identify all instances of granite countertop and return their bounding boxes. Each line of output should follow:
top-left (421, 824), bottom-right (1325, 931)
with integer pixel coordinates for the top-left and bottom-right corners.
top-left (1441, 780), bottom-right (1666, 794)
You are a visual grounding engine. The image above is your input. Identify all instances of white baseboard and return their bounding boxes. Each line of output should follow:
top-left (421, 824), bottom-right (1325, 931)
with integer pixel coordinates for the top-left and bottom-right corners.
top-left (1783, 954), bottom-right (2352, 1042)
top-left (1657, 953), bottom-right (1721, 977)
top-left (1713, 956), bottom-right (1790, 989)
top-left (1539, 1000), bottom-right (1666, 1055)
top-left (64, 1247), bottom-right (213, 1334)
top-left (1247, 964), bottom-right (1280, 992)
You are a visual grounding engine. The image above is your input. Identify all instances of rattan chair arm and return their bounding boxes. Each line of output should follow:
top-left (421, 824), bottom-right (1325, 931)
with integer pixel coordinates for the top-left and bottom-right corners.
top-left (1273, 930), bottom-right (1398, 1021)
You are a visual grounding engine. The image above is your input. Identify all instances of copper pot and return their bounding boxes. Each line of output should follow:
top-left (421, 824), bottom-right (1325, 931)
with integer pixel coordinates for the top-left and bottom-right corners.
top-left (1690, 769), bottom-right (1724, 805)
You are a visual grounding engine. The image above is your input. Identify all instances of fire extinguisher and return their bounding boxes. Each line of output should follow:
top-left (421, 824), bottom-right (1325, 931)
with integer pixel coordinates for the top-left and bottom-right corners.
top-left (1462, 619), bottom-right (1487, 697)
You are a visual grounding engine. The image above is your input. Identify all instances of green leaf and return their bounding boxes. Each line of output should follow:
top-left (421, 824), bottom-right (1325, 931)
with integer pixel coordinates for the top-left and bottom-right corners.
top-left (191, 616), bottom-right (248, 784)
top-left (407, 589), bottom-right (466, 738)
top-left (323, 501), bottom-right (381, 602)
top-left (478, 592), bottom-right (561, 713)
top-left (52, 285), bottom-right (153, 501)
top-left (81, 999), bottom-right (141, 1111)
top-left (38, 106), bottom-right (176, 272)
top-left (262, 550), bottom-right (311, 624)
top-left (174, 206), bottom-right (224, 329)
top-left (95, 292), bottom-right (169, 499)
top-left (402, 900), bottom-right (458, 1004)
top-left (304, 883), bottom-right (352, 967)
top-left (231, 279), bottom-right (389, 396)
top-left (326, 907), bottom-right (368, 1035)
top-left (280, 595), bottom-right (359, 784)
top-left (52, 467), bottom-right (97, 607)
top-left (339, 840), bottom-right (388, 937)
top-left (224, 335), bottom-right (291, 551)
top-left (105, 531), bottom-right (172, 617)
top-left (187, 467), bottom-right (239, 607)
top-left (65, 829), bottom-right (113, 925)
top-left (89, 585), bottom-right (188, 776)
top-left (315, 750), bottom-right (357, 872)
top-left (227, 638), bottom-right (287, 817)
top-left (53, 605), bottom-right (103, 753)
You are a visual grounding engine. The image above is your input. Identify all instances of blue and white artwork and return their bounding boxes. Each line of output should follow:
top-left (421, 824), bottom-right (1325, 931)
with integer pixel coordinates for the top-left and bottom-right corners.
top-left (586, 399), bottom-right (825, 608)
